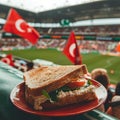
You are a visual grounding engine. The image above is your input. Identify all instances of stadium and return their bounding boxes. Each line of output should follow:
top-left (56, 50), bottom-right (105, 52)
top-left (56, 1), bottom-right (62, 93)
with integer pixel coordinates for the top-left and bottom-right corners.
top-left (0, 0), bottom-right (120, 120)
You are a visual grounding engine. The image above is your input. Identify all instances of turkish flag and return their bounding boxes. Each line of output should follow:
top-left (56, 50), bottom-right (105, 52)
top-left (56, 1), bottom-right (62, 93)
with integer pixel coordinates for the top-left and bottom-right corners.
top-left (3, 8), bottom-right (40, 45)
top-left (63, 31), bottom-right (82, 65)
top-left (1, 54), bottom-right (14, 66)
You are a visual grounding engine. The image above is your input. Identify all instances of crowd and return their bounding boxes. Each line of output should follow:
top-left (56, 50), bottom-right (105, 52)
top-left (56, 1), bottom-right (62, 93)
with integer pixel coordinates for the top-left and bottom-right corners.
top-left (36, 39), bottom-right (66, 50)
top-left (90, 68), bottom-right (120, 119)
top-left (0, 54), bottom-right (34, 72)
top-left (0, 54), bottom-right (57, 72)
top-left (0, 38), bottom-right (32, 51)
top-left (77, 40), bottom-right (117, 53)
top-left (1, 24), bottom-right (120, 54)
top-left (36, 25), bottom-right (120, 36)
top-left (0, 37), bottom-right (119, 54)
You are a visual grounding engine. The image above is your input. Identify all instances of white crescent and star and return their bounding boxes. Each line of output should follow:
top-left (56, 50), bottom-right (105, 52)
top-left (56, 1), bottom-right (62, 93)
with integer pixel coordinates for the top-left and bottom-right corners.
top-left (69, 43), bottom-right (75, 57)
top-left (15, 19), bottom-right (32, 33)
top-left (15, 19), bottom-right (25, 32)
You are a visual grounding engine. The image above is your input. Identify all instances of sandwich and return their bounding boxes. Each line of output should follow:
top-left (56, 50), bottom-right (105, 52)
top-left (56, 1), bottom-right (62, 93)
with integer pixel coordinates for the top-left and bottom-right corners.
top-left (23, 64), bottom-right (97, 110)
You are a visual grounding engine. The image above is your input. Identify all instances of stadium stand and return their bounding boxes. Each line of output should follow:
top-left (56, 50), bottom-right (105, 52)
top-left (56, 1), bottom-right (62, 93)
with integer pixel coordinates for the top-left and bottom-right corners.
top-left (0, 0), bottom-right (120, 119)
top-left (35, 25), bottom-right (120, 36)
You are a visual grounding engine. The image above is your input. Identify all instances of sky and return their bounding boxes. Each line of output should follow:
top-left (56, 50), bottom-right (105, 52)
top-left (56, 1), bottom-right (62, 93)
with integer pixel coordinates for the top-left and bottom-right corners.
top-left (1, 0), bottom-right (119, 27)
top-left (0, 0), bottom-right (99, 13)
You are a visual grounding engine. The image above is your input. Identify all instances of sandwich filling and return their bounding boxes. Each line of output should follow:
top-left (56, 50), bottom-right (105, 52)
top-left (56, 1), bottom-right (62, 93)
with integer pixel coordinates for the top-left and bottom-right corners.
top-left (34, 78), bottom-right (96, 110)
top-left (42, 78), bottom-right (91, 102)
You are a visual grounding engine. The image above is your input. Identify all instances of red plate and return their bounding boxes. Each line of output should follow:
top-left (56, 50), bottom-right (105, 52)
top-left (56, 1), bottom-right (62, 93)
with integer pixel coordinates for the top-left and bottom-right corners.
top-left (10, 80), bottom-right (107, 117)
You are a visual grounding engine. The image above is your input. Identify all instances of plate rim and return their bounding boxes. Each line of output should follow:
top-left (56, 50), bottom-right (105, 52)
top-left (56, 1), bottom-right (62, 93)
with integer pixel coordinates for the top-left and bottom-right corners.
top-left (10, 79), bottom-right (107, 117)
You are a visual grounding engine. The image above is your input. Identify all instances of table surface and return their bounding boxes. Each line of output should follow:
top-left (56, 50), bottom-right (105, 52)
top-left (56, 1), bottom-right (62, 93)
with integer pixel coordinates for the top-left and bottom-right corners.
top-left (0, 61), bottom-right (118, 120)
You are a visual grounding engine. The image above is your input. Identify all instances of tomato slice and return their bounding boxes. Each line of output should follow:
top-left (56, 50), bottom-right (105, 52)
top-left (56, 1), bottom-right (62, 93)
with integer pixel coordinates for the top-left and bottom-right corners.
top-left (67, 80), bottom-right (86, 89)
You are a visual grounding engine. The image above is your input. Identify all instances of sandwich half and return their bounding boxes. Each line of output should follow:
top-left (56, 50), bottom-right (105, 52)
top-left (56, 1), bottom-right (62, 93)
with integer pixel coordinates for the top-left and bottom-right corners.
top-left (23, 64), bottom-right (97, 110)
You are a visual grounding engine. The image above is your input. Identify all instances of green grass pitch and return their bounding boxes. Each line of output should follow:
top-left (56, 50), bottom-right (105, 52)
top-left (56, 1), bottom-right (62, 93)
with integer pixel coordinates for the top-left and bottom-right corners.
top-left (3, 48), bottom-right (120, 84)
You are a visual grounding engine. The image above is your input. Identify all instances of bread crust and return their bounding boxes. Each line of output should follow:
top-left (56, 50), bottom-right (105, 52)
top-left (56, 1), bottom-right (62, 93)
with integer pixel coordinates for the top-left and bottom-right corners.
top-left (23, 64), bottom-right (98, 110)
top-left (24, 65), bottom-right (87, 96)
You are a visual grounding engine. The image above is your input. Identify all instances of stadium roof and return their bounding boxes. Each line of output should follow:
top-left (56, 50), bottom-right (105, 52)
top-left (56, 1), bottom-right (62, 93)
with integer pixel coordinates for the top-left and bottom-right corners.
top-left (0, 0), bottom-right (120, 25)
top-left (0, 0), bottom-right (100, 13)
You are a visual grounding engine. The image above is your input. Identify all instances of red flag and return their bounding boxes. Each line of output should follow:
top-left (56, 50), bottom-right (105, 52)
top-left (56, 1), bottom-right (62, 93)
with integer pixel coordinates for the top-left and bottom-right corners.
top-left (63, 31), bottom-right (82, 65)
top-left (3, 8), bottom-right (40, 45)
top-left (1, 54), bottom-right (14, 66)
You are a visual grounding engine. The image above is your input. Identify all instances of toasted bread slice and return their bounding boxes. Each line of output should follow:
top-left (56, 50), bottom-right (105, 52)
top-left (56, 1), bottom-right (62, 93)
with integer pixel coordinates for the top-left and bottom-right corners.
top-left (24, 64), bottom-right (87, 96)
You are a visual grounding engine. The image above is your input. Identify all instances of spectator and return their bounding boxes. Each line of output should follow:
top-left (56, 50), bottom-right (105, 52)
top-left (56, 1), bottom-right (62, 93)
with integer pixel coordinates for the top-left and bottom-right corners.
top-left (107, 95), bottom-right (120, 119)
top-left (91, 68), bottom-right (113, 111)
top-left (19, 63), bottom-right (27, 72)
top-left (26, 61), bottom-right (34, 71)
top-left (115, 82), bottom-right (120, 95)
top-left (91, 68), bottom-right (110, 89)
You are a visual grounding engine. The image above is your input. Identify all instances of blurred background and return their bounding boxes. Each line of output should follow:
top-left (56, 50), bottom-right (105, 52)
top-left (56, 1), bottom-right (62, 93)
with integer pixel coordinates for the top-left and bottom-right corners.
top-left (0, 0), bottom-right (120, 84)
